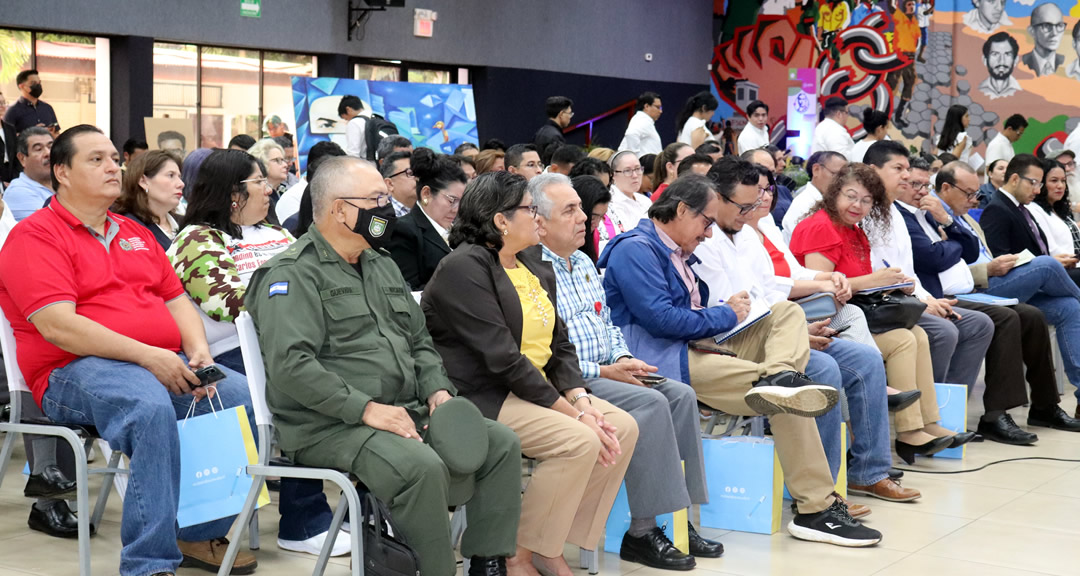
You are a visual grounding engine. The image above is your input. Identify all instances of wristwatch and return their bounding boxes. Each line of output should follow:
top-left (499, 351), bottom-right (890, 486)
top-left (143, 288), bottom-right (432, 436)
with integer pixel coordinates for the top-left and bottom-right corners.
top-left (570, 392), bottom-right (591, 406)
top-left (938, 214), bottom-right (954, 227)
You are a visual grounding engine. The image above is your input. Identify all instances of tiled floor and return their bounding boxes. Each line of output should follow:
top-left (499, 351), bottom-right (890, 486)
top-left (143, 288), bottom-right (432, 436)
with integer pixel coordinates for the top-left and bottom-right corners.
top-left (0, 383), bottom-right (1076, 576)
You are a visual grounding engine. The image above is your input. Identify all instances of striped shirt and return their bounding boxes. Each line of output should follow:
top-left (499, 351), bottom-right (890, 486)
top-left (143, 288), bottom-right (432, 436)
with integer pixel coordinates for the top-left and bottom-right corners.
top-left (540, 245), bottom-right (632, 378)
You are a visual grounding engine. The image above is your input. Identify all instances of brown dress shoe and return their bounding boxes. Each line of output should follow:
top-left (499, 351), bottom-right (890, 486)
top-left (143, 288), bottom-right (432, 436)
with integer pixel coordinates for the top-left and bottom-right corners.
top-left (848, 478), bottom-right (921, 502)
top-left (832, 492), bottom-right (871, 519)
top-left (178, 538), bottom-right (257, 575)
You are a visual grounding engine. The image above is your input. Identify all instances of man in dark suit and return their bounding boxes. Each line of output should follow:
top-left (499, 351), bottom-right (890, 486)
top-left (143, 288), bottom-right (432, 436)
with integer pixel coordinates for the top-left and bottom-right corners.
top-left (1022, 3), bottom-right (1066, 77)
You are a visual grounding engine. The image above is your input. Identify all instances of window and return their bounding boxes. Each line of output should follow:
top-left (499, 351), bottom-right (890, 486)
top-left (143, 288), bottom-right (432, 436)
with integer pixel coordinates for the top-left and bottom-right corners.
top-left (355, 63), bottom-right (400, 82)
top-left (407, 69), bottom-right (450, 84)
top-left (351, 59), bottom-right (466, 85)
top-left (152, 42), bottom-right (316, 150)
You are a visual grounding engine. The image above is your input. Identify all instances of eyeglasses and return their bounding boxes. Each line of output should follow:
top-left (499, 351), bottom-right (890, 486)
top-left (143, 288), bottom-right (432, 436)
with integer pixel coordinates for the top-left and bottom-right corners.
top-left (840, 191), bottom-right (874, 208)
top-left (693, 209), bottom-right (717, 229)
top-left (910, 181), bottom-right (928, 191)
top-left (614, 166), bottom-right (645, 176)
top-left (269, 157), bottom-right (289, 166)
top-left (340, 194), bottom-right (392, 208)
top-left (240, 177), bottom-right (272, 189)
top-left (1019, 176), bottom-right (1044, 189)
top-left (722, 194), bottom-right (764, 216)
top-left (1061, 160), bottom-right (1078, 170)
top-left (522, 161), bottom-right (545, 171)
top-left (389, 168), bottom-right (414, 179)
top-left (439, 193), bottom-right (462, 207)
top-left (1034, 22), bottom-right (1067, 34)
top-left (507, 204), bottom-right (539, 218)
top-left (951, 184), bottom-right (980, 201)
top-left (758, 185), bottom-right (776, 195)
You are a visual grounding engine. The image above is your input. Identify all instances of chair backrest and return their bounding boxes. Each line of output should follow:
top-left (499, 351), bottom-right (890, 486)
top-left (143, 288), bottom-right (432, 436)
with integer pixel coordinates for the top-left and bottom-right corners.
top-left (235, 312), bottom-right (272, 427)
top-left (0, 312), bottom-right (30, 394)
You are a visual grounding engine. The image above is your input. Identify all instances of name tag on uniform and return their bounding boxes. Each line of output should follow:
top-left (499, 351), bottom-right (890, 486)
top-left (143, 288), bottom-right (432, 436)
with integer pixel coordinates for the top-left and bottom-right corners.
top-left (268, 282), bottom-right (289, 297)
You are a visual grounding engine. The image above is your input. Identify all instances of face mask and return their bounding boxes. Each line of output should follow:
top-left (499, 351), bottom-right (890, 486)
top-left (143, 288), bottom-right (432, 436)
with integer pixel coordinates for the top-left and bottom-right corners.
top-left (28, 84), bottom-right (43, 99)
top-left (345, 202), bottom-right (397, 249)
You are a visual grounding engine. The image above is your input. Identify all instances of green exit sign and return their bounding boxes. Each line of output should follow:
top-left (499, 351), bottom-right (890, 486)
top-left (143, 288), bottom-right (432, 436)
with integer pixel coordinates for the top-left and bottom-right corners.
top-left (241, 0), bottom-right (261, 18)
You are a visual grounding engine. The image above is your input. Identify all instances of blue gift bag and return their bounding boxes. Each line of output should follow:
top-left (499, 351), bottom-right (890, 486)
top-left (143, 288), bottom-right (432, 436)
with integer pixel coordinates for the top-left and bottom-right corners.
top-left (935, 383), bottom-right (967, 459)
top-left (700, 436), bottom-right (783, 535)
top-left (603, 464), bottom-right (688, 553)
top-left (176, 402), bottom-right (269, 528)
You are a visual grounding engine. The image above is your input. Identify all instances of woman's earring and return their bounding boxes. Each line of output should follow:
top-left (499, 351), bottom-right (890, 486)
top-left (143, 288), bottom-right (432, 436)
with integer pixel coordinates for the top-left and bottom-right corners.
top-left (422, 199), bottom-right (429, 206)
top-left (231, 201), bottom-right (239, 210)
top-left (502, 228), bottom-right (509, 236)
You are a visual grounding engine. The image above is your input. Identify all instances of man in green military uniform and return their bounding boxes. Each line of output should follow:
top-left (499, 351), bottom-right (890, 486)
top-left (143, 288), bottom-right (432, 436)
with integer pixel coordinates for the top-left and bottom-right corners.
top-left (247, 156), bottom-right (522, 576)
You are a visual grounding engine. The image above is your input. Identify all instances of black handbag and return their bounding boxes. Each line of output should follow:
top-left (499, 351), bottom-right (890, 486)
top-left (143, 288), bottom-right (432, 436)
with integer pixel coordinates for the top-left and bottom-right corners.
top-left (849, 290), bottom-right (927, 333)
top-left (361, 492), bottom-right (421, 576)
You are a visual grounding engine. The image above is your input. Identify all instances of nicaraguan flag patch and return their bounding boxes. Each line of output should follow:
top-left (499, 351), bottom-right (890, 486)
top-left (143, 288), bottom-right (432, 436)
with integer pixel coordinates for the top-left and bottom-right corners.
top-left (268, 282), bottom-right (289, 297)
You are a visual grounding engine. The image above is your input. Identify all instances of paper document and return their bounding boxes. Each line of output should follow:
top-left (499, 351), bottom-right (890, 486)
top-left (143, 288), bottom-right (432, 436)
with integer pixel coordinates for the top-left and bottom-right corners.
top-left (856, 281), bottom-right (914, 295)
top-left (714, 299), bottom-right (772, 345)
top-left (1012, 249), bottom-right (1036, 267)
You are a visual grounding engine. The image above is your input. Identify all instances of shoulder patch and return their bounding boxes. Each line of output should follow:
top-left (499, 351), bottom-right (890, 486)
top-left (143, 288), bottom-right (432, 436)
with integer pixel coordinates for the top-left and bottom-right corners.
top-left (268, 281), bottom-right (289, 298)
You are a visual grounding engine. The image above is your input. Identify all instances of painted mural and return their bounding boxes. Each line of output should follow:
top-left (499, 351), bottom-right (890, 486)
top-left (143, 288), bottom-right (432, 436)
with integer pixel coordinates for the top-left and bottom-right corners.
top-left (711, 0), bottom-right (1080, 164)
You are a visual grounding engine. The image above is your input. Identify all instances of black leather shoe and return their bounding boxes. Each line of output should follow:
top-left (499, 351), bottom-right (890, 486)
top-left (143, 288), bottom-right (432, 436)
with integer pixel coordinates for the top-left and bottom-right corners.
top-left (24, 465), bottom-right (77, 499)
top-left (468, 556), bottom-right (507, 576)
top-left (687, 522), bottom-right (723, 558)
top-left (620, 527), bottom-right (696, 571)
top-left (977, 414), bottom-right (1038, 445)
top-left (28, 501), bottom-right (85, 539)
top-left (947, 431), bottom-right (977, 449)
top-left (1028, 405), bottom-right (1080, 432)
top-left (887, 389), bottom-right (922, 412)
top-left (895, 436), bottom-right (952, 465)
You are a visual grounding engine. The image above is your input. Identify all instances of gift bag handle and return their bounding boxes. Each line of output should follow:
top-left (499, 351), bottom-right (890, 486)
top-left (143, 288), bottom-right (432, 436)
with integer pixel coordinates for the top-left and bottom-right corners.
top-left (181, 385), bottom-right (224, 428)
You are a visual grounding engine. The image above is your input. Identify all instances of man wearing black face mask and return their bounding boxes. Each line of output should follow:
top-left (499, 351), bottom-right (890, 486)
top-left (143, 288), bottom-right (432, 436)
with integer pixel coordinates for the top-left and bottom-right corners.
top-left (247, 155), bottom-right (523, 576)
top-left (3, 70), bottom-right (59, 137)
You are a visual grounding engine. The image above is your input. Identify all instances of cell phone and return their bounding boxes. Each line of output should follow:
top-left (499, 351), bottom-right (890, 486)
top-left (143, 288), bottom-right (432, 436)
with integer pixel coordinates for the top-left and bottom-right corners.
top-left (831, 324), bottom-right (851, 335)
top-left (193, 365), bottom-right (227, 388)
top-left (638, 374), bottom-right (667, 386)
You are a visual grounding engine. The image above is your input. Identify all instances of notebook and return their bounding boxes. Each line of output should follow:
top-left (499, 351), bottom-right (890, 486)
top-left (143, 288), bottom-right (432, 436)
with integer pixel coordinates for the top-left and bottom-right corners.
top-left (955, 293), bottom-right (1019, 306)
top-left (714, 299), bottom-right (772, 345)
top-left (1013, 249), bottom-right (1036, 267)
top-left (855, 281), bottom-right (914, 295)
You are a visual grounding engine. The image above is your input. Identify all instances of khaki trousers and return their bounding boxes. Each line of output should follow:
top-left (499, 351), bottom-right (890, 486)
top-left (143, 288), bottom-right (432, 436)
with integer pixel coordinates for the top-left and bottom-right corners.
top-left (688, 300), bottom-right (833, 514)
top-left (872, 326), bottom-right (940, 432)
top-left (497, 393), bottom-right (638, 557)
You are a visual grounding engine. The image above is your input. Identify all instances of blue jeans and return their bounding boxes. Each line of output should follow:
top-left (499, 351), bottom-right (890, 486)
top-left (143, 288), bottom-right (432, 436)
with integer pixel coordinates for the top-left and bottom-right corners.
top-left (988, 255), bottom-right (1080, 400)
top-left (817, 339), bottom-right (891, 487)
top-left (804, 351), bottom-right (843, 484)
top-left (42, 354), bottom-right (252, 576)
top-left (212, 345), bottom-right (333, 541)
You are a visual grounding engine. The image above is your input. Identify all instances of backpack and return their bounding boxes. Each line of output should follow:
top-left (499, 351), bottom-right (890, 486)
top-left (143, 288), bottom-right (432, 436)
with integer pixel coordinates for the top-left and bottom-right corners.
top-left (365, 115), bottom-right (400, 161)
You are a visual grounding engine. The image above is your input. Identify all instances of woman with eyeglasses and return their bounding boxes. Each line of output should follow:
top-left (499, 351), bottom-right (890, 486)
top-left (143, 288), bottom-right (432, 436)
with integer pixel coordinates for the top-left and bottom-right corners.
top-left (1030, 158), bottom-right (1080, 260)
top-left (165, 149), bottom-right (350, 556)
top-left (248, 138), bottom-right (290, 222)
top-left (387, 148), bottom-right (469, 290)
top-left (791, 164), bottom-right (962, 464)
top-left (422, 172), bottom-right (637, 576)
top-left (604, 150), bottom-right (652, 245)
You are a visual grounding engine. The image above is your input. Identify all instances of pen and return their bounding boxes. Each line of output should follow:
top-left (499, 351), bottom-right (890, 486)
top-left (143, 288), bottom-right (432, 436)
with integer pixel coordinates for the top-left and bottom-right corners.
top-left (882, 259), bottom-right (891, 268)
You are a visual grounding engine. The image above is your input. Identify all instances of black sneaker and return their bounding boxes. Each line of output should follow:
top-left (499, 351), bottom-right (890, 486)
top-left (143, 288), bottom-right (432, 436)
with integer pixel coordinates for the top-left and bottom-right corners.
top-left (787, 498), bottom-right (882, 547)
top-left (744, 371), bottom-right (839, 418)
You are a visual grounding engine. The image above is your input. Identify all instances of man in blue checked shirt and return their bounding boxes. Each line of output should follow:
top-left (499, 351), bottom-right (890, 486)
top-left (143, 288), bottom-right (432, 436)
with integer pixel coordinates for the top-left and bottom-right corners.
top-left (528, 173), bottom-right (722, 571)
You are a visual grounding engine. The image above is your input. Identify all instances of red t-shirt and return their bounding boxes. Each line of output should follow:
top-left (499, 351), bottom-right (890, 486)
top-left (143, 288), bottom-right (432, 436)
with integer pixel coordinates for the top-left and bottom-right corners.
top-left (650, 182), bottom-right (670, 203)
top-left (0, 201), bottom-right (185, 407)
top-left (761, 234), bottom-right (792, 278)
top-left (788, 209), bottom-right (873, 277)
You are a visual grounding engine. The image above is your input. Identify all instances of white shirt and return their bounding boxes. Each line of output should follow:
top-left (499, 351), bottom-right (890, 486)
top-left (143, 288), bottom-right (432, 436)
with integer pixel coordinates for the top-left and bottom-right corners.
top-left (619, 111), bottom-right (663, 156)
top-left (915, 3), bottom-right (932, 28)
top-left (0, 201), bottom-right (18, 248)
top-left (737, 123), bottom-right (770, 154)
top-left (692, 227), bottom-right (773, 307)
top-left (896, 200), bottom-right (974, 295)
top-left (419, 204), bottom-right (450, 245)
top-left (810, 117), bottom-right (855, 161)
top-left (276, 179), bottom-right (306, 224)
top-left (607, 185), bottom-right (652, 234)
top-left (781, 182), bottom-right (823, 242)
top-left (984, 132), bottom-right (1014, 168)
top-left (1068, 59), bottom-right (1080, 81)
top-left (938, 132), bottom-right (972, 163)
top-left (1029, 202), bottom-right (1074, 256)
top-left (963, 8), bottom-right (1010, 35)
top-left (678, 116), bottom-right (716, 146)
top-left (850, 135), bottom-right (890, 164)
top-left (978, 75), bottom-right (1022, 100)
top-left (865, 203), bottom-right (932, 300)
top-left (345, 115), bottom-right (368, 158)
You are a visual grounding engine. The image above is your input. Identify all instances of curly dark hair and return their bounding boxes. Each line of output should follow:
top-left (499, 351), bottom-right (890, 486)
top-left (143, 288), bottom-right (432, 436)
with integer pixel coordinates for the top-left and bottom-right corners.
top-left (449, 171), bottom-right (529, 250)
top-left (812, 163), bottom-right (891, 243)
top-left (1035, 159), bottom-right (1073, 220)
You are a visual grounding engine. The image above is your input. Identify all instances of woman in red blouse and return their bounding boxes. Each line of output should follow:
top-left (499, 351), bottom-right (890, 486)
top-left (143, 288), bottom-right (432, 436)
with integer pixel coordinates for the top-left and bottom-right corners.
top-left (790, 164), bottom-right (957, 464)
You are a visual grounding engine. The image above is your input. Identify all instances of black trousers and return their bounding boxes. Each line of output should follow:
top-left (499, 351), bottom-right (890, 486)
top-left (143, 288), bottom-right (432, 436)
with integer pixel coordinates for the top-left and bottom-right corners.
top-left (954, 301), bottom-right (1060, 412)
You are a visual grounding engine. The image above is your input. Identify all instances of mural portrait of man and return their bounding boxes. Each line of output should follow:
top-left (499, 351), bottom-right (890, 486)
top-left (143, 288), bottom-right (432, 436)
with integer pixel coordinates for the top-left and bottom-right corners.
top-left (1023, 3), bottom-right (1066, 77)
top-left (1068, 21), bottom-right (1080, 81)
top-left (964, 0), bottom-right (1011, 35)
top-left (981, 31), bottom-right (1023, 99)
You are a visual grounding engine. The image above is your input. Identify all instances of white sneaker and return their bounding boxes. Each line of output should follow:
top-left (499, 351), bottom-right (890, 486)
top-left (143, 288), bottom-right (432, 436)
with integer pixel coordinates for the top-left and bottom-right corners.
top-left (341, 521), bottom-right (350, 533)
top-left (277, 529), bottom-right (351, 557)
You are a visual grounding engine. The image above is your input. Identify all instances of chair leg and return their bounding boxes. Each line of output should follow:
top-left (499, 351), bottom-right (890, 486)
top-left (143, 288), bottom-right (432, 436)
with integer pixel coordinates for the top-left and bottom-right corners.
top-left (90, 450), bottom-right (123, 529)
top-left (216, 475), bottom-right (266, 576)
top-left (579, 548), bottom-right (599, 575)
top-left (0, 427), bottom-right (19, 491)
top-left (312, 495), bottom-right (349, 576)
top-left (248, 508), bottom-right (260, 550)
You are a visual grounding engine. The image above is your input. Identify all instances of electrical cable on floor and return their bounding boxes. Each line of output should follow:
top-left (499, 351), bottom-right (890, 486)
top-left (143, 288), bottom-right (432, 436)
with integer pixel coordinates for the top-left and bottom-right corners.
top-left (895, 456), bottom-right (1080, 474)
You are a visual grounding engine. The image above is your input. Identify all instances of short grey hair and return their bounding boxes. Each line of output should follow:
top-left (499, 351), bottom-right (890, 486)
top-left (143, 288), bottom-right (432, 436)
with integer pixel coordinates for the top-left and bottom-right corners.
top-left (528, 172), bottom-right (573, 218)
top-left (309, 156), bottom-right (377, 217)
top-left (247, 138), bottom-right (284, 166)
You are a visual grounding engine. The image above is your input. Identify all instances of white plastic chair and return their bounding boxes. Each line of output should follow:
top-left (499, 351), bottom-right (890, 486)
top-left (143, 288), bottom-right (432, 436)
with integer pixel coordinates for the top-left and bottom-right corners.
top-left (216, 312), bottom-right (363, 576)
top-left (0, 312), bottom-right (129, 576)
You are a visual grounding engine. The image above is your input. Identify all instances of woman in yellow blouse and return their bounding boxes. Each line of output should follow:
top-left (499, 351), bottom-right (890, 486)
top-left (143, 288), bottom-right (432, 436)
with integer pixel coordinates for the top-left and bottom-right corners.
top-left (423, 171), bottom-right (638, 576)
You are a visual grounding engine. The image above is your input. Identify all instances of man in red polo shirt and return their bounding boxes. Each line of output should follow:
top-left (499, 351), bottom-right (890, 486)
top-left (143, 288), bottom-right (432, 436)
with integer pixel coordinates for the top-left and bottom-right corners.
top-left (0, 125), bottom-right (257, 576)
